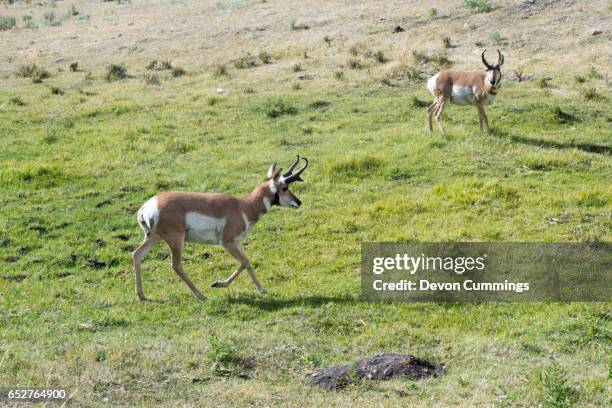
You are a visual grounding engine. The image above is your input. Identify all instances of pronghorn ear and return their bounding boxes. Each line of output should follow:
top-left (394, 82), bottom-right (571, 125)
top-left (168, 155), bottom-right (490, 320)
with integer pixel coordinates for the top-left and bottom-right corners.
top-left (267, 163), bottom-right (280, 179)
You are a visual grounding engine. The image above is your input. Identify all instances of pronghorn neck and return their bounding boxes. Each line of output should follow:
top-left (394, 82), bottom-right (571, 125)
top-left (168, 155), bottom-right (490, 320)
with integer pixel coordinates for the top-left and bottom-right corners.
top-left (243, 180), bottom-right (277, 223)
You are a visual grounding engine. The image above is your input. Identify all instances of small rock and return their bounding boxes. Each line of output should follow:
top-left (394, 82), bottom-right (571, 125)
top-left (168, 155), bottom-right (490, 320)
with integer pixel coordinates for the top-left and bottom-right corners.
top-left (393, 25), bottom-right (405, 33)
top-left (216, 88), bottom-right (225, 94)
top-left (592, 30), bottom-right (602, 36)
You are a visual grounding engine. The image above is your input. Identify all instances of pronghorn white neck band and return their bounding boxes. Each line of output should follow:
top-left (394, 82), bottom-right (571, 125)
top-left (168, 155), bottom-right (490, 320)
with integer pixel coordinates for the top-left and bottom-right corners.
top-left (268, 179), bottom-right (277, 193)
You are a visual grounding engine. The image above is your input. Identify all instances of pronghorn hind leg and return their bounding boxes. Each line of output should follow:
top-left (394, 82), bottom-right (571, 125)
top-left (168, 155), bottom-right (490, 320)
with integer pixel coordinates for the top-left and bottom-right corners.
top-left (166, 234), bottom-right (207, 301)
top-left (132, 234), bottom-right (160, 301)
top-left (221, 240), bottom-right (267, 295)
top-left (434, 98), bottom-right (447, 135)
top-left (426, 101), bottom-right (437, 134)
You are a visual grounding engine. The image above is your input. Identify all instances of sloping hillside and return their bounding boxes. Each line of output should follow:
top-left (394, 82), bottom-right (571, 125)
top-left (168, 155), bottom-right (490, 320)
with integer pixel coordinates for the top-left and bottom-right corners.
top-left (1, 0), bottom-right (610, 83)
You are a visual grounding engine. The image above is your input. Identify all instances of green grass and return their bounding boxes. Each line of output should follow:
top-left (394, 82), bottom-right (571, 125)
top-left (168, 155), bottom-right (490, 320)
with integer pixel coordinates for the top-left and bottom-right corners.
top-left (0, 69), bottom-right (610, 406)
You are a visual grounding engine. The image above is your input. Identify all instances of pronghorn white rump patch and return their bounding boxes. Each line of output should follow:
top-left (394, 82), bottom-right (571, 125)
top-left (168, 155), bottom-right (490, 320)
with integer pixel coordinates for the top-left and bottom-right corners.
top-left (263, 196), bottom-right (271, 211)
top-left (138, 197), bottom-right (159, 234)
top-left (426, 73), bottom-right (439, 95)
top-left (185, 212), bottom-right (226, 244)
top-left (450, 86), bottom-right (476, 106)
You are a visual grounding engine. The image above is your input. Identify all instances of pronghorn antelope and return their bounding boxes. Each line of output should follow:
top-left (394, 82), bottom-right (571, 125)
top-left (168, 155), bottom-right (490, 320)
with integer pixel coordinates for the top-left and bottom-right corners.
top-left (132, 156), bottom-right (309, 301)
top-left (426, 49), bottom-right (505, 135)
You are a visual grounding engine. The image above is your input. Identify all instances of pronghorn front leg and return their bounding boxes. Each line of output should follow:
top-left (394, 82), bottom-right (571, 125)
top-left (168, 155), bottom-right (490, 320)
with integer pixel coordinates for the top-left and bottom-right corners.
top-left (476, 103), bottom-right (490, 134)
top-left (220, 240), bottom-right (268, 295)
top-left (166, 233), bottom-right (207, 301)
top-left (477, 106), bottom-right (484, 131)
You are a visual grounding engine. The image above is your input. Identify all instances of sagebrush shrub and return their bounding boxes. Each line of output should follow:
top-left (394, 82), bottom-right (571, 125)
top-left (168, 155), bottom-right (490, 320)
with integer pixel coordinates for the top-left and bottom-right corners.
top-left (347, 59), bottom-right (363, 70)
top-left (105, 64), bottom-right (127, 81)
top-left (464, 0), bottom-right (493, 13)
top-left (144, 73), bottom-right (160, 85)
top-left (263, 98), bottom-right (298, 118)
top-left (212, 64), bottom-right (228, 78)
top-left (171, 67), bottom-right (186, 78)
top-left (0, 15), bottom-right (16, 31)
top-left (258, 51), bottom-right (272, 64)
top-left (233, 53), bottom-right (257, 69)
top-left (17, 64), bottom-right (50, 83)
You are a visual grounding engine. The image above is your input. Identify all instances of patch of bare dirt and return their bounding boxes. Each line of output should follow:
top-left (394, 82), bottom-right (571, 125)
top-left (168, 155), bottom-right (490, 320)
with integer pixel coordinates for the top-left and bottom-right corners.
top-left (310, 353), bottom-right (445, 390)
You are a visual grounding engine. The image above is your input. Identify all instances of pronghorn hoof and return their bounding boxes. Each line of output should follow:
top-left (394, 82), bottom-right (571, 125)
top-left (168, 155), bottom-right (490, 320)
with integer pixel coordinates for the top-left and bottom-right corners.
top-left (137, 294), bottom-right (146, 301)
top-left (211, 281), bottom-right (226, 288)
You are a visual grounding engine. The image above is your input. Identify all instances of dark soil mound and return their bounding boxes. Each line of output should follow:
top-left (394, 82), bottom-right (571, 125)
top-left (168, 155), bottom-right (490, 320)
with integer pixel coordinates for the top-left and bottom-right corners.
top-left (311, 353), bottom-right (445, 390)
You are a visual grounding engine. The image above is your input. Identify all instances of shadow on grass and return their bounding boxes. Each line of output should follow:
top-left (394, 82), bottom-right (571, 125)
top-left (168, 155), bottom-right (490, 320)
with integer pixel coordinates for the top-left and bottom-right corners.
top-left (225, 293), bottom-right (359, 311)
top-left (492, 128), bottom-right (611, 155)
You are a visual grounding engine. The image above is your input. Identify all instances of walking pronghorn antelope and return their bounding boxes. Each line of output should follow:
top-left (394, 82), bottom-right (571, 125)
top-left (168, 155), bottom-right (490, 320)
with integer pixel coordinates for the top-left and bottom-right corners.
top-left (132, 156), bottom-right (309, 301)
top-left (426, 49), bottom-right (505, 135)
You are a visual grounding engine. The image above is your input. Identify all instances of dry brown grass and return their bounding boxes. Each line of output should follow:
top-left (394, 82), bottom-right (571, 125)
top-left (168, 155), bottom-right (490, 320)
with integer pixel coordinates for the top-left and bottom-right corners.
top-left (0, 0), bottom-right (608, 90)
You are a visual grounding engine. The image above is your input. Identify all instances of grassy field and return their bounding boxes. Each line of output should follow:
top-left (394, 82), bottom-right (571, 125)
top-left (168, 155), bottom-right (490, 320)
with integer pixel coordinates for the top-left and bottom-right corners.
top-left (1, 0), bottom-right (611, 407)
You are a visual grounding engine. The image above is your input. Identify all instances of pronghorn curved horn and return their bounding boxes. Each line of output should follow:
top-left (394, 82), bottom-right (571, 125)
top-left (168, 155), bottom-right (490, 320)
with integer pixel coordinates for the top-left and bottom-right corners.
top-left (282, 155), bottom-right (301, 178)
top-left (497, 49), bottom-right (504, 67)
top-left (283, 157), bottom-right (308, 184)
top-left (482, 50), bottom-right (493, 69)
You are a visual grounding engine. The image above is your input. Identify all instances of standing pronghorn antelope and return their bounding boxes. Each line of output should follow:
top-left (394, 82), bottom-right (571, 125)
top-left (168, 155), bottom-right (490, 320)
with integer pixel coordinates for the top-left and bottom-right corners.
top-left (132, 155), bottom-right (309, 301)
top-left (426, 49), bottom-right (505, 135)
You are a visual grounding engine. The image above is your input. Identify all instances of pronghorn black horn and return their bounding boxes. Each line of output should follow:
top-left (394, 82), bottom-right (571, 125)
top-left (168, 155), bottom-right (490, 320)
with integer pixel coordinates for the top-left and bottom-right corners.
top-left (497, 49), bottom-right (504, 67)
top-left (283, 157), bottom-right (308, 184)
top-left (282, 155), bottom-right (301, 178)
top-left (482, 50), bottom-right (492, 69)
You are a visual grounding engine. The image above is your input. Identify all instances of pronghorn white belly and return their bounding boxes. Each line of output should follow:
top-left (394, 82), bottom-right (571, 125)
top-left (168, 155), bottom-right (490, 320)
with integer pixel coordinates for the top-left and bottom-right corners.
top-left (185, 212), bottom-right (225, 244)
top-left (450, 86), bottom-right (476, 105)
